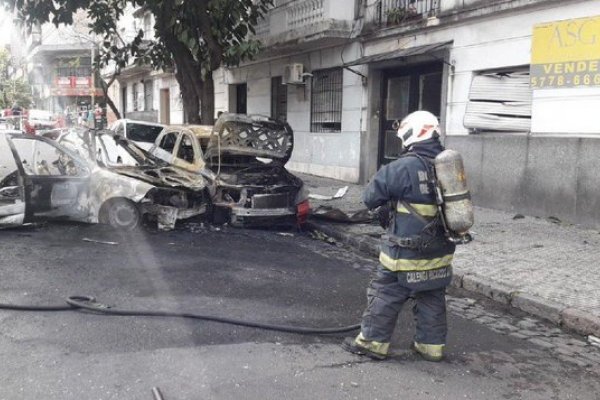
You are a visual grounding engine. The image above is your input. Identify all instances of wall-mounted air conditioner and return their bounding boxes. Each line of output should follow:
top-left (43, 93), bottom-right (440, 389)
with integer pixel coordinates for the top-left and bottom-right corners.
top-left (283, 63), bottom-right (308, 85)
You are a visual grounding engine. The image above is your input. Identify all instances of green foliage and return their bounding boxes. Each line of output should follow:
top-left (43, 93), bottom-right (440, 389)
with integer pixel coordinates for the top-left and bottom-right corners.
top-left (3, 0), bottom-right (273, 78)
top-left (2, 0), bottom-right (273, 122)
top-left (0, 48), bottom-right (32, 109)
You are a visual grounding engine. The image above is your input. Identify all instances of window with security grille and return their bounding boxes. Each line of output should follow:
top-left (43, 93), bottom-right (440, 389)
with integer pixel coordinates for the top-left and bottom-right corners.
top-left (311, 68), bottom-right (343, 132)
top-left (144, 80), bottom-right (154, 111)
top-left (271, 76), bottom-right (287, 123)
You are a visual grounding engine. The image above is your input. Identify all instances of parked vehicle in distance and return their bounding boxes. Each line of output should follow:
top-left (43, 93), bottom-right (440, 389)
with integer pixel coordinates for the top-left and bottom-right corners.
top-left (108, 119), bottom-right (166, 151)
top-left (27, 109), bottom-right (58, 132)
top-left (150, 114), bottom-right (309, 227)
top-left (0, 129), bottom-right (209, 231)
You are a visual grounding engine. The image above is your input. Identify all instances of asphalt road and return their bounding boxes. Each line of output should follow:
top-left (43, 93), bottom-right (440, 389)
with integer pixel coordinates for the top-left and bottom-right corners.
top-left (0, 222), bottom-right (599, 400)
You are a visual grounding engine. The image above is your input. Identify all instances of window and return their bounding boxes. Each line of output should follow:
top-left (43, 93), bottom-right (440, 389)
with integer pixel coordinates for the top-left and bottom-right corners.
top-left (143, 14), bottom-right (152, 39)
top-left (11, 138), bottom-right (84, 177)
top-left (311, 68), bottom-right (343, 132)
top-left (133, 84), bottom-right (139, 111)
top-left (176, 134), bottom-right (195, 163)
top-left (464, 68), bottom-right (532, 133)
top-left (144, 80), bottom-right (154, 111)
top-left (126, 123), bottom-right (164, 143)
top-left (159, 132), bottom-right (178, 153)
top-left (271, 76), bottom-right (287, 122)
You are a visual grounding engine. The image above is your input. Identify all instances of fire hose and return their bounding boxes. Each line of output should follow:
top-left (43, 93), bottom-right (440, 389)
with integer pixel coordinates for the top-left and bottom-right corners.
top-left (0, 295), bottom-right (361, 335)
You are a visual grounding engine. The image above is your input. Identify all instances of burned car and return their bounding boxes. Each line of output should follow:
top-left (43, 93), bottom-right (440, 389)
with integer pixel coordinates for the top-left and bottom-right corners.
top-left (150, 114), bottom-right (309, 227)
top-left (0, 129), bottom-right (208, 231)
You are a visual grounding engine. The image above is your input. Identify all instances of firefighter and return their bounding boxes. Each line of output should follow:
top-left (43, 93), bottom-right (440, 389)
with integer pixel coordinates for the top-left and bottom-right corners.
top-left (342, 110), bottom-right (456, 362)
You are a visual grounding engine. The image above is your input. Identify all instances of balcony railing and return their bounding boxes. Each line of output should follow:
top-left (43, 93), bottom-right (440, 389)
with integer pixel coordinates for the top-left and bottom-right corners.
top-left (287, 0), bottom-right (324, 29)
top-left (366, 0), bottom-right (440, 28)
top-left (253, 0), bottom-right (355, 45)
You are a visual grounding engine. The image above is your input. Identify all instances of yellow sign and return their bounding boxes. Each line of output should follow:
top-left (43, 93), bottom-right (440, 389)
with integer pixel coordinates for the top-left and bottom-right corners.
top-left (531, 16), bottom-right (600, 88)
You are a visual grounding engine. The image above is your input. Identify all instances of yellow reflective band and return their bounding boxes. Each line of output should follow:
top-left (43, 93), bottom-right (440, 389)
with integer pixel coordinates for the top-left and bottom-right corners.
top-left (355, 333), bottom-right (390, 356)
top-left (413, 342), bottom-right (445, 360)
top-left (396, 202), bottom-right (438, 217)
top-left (379, 252), bottom-right (453, 272)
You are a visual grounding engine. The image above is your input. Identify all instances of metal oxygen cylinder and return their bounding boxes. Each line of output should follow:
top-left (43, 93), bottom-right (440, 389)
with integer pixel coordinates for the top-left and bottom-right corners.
top-left (434, 149), bottom-right (474, 236)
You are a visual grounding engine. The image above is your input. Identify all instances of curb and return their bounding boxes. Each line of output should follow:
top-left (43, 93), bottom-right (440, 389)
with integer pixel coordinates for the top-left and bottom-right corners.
top-left (307, 219), bottom-right (600, 338)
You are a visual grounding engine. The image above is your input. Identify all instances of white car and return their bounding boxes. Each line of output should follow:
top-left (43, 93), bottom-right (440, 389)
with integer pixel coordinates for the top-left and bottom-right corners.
top-left (108, 119), bottom-right (165, 151)
top-left (0, 129), bottom-right (209, 231)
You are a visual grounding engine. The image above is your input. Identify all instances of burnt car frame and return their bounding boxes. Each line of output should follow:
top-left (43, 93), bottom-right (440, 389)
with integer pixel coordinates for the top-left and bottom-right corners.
top-left (0, 129), bottom-right (209, 231)
top-left (149, 114), bottom-right (309, 227)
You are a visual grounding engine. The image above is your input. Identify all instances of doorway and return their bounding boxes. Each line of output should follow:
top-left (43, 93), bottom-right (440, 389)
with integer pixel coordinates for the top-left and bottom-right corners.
top-left (235, 83), bottom-right (247, 114)
top-left (379, 63), bottom-right (443, 166)
top-left (160, 88), bottom-right (170, 125)
top-left (121, 86), bottom-right (127, 118)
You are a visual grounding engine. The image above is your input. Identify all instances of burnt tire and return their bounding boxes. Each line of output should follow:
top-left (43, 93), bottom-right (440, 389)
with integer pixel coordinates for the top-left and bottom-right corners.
top-left (99, 198), bottom-right (141, 230)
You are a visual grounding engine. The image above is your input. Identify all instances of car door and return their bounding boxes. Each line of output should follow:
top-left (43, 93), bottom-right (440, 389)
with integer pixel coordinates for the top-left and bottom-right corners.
top-left (171, 130), bottom-right (204, 172)
top-left (150, 130), bottom-right (180, 164)
top-left (0, 134), bottom-right (25, 226)
top-left (7, 134), bottom-right (92, 222)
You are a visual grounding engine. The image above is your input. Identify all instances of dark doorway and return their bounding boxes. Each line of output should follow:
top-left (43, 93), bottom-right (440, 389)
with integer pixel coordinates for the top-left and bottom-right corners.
top-left (236, 83), bottom-right (247, 114)
top-left (121, 86), bottom-right (127, 118)
top-left (379, 63), bottom-right (443, 166)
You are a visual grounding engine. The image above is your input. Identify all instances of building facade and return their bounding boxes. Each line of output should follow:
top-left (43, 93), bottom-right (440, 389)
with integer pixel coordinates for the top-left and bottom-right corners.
top-left (215, 0), bottom-right (600, 226)
top-left (24, 15), bottom-right (103, 117)
top-left (104, 8), bottom-right (185, 125)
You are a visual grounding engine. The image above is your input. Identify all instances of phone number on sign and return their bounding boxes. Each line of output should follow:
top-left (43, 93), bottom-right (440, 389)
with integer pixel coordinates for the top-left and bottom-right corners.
top-left (531, 74), bottom-right (600, 88)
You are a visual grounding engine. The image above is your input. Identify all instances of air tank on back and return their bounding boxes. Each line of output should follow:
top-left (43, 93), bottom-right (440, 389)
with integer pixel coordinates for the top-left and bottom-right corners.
top-left (434, 149), bottom-right (474, 235)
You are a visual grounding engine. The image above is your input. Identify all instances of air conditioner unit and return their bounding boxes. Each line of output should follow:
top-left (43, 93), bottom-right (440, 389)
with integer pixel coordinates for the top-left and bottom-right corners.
top-left (283, 63), bottom-right (306, 85)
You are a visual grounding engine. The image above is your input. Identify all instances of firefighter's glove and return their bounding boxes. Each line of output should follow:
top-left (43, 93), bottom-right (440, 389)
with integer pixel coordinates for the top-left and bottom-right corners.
top-left (375, 204), bottom-right (392, 229)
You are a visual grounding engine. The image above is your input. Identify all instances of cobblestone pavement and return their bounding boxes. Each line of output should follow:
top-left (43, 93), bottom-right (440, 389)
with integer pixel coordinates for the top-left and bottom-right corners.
top-left (295, 227), bottom-right (600, 372)
top-left (298, 172), bottom-right (600, 337)
top-left (446, 295), bottom-right (600, 369)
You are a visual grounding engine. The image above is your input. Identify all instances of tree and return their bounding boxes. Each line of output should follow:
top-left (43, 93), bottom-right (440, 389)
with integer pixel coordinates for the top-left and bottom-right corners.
top-left (5, 0), bottom-right (273, 124)
top-left (0, 48), bottom-right (32, 109)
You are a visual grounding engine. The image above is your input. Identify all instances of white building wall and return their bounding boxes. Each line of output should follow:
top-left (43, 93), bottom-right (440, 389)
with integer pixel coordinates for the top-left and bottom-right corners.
top-left (361, 0), bottom-right (600, 137)
top-left (215, 43), bottom-right (365, 182)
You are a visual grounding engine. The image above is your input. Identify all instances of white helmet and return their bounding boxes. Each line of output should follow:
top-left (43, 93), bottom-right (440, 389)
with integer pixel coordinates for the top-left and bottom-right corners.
top-left (396, 110), bottom-right (440, 149)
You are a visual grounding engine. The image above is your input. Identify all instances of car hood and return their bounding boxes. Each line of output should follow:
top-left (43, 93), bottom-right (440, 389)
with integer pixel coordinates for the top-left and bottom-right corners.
top-left (204, 113), bottom-right (293, 164)
top-left (111, 165), bottom-right (207, 191)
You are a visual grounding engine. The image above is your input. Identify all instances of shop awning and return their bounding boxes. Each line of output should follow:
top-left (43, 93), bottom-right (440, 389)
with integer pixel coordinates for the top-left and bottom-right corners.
top-left (344, 42), bottom-right (451, 67)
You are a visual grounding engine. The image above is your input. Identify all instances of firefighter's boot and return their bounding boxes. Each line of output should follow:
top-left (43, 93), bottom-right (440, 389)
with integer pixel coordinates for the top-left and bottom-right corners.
top-left (342, 334), bottom-right (388, 361)
top-left (412, 342), bottom-right (444, 362)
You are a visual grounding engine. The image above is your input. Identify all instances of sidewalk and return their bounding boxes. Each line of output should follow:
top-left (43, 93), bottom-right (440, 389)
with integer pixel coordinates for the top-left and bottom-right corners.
top-left (298, 172), bottom-right (600, 338)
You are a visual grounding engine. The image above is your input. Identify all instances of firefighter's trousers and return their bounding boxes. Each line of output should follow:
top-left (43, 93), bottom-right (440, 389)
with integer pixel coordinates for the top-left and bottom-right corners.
top-left (361, 264), bottom-right (448, 345)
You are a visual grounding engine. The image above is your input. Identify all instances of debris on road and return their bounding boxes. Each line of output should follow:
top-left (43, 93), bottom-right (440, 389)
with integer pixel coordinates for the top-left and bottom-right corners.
top-left (311, 205), bottom-right (372, 223)
top-left (82, 237), bottom-right (119, 246)
top-left (309, 186), bottom-right (348, 201)
top-left (310, 229), bottom-right (337, 245)
top-left (277, 232), bottom-right (294, 237)
top-left (589, 335), bottom-right (600, 347)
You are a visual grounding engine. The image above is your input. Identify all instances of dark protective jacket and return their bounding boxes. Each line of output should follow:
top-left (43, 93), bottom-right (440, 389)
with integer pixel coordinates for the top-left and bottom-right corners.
top-left (364, 139), bottom-right (455, 287)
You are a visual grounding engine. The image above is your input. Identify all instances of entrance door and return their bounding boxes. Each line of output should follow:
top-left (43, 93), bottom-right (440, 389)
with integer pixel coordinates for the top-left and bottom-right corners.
top-left (236, 83), bottom-right (247, 114)
top-left (379, 63), bottom-right (443, 166)
top-left (160, 89), bottom-right (170, 124)
top-left (121, 86), bottom-right (127, 118)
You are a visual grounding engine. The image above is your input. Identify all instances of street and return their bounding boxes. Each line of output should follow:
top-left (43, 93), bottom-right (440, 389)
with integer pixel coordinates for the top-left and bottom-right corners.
top-left (1, 222), bottom-right (599, 400)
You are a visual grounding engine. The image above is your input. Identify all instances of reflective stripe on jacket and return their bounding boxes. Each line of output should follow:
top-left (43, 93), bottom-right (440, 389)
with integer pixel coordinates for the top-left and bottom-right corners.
top-left (364, 139), bottom-right (455, 273)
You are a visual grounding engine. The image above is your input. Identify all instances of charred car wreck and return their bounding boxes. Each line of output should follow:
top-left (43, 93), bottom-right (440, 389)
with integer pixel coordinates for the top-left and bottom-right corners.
top-left (150, 114), bottom-right (309, 227)
top-left (0, 129), bottom-right (208, 231)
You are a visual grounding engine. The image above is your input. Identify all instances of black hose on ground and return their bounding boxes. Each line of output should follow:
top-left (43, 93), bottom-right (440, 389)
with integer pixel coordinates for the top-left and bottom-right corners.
top-left (0, 296), bottom-right (361, 335)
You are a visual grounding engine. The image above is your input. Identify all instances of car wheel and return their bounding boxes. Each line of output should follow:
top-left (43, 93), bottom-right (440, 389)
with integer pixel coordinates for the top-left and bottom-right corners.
top-left (99, 199), bottom-right (141, 230)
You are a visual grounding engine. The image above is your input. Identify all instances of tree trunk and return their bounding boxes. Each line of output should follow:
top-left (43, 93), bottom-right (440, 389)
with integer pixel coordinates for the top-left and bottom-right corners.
top-left (168, 40), bottom-right (203, 124)
top-left (99, 79), bottom-right (121, 120)
top-left (200, 70), bottom-right (215, 125)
